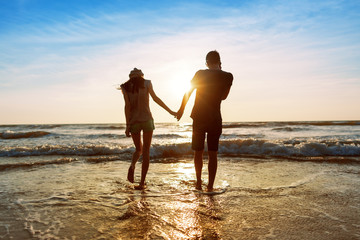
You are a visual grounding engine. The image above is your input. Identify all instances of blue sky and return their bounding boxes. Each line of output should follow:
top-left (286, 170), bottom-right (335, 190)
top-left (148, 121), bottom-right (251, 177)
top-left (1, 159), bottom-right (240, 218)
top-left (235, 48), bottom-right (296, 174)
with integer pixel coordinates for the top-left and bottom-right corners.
top-left (0, 0), bottom-right (359, 124)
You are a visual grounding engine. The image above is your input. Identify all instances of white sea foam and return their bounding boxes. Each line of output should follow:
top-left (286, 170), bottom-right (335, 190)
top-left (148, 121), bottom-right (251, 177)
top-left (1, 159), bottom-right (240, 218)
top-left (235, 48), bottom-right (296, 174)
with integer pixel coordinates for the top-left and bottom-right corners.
top-left (0, 122), bottom-right (359, 170)
top-left (0, 140), bottom-right (359, 166)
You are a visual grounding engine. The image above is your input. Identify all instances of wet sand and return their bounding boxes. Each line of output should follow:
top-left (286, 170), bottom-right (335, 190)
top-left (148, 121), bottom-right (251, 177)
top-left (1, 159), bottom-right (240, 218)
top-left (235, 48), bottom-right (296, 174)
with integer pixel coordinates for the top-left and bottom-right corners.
top-left (0, 157), bottom-right (359, 239)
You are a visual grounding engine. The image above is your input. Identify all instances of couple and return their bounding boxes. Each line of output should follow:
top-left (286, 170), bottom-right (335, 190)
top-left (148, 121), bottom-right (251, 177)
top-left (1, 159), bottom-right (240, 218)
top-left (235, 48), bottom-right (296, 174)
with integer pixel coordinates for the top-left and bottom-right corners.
top-left (120, 51), bottom-right (233, 191)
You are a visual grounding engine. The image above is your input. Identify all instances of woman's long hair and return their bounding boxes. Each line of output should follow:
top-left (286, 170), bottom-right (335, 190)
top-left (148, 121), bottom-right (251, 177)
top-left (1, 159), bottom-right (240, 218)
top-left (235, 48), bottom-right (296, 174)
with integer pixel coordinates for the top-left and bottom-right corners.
top-left (121, 76), bottom-right (145, 94)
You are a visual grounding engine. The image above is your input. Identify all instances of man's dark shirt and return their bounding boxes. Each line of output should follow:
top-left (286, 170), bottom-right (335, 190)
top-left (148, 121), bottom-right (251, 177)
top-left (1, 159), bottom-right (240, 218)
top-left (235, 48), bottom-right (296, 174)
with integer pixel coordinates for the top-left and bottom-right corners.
top-left (190, 69), bottom-right (233, 125)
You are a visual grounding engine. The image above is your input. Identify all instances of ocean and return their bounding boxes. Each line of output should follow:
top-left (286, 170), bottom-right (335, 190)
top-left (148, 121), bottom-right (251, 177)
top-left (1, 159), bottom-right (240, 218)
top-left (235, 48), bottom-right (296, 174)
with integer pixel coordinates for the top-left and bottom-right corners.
top-left (1, 121), bottom-right (360, 239)
top-left (1, 121), bottom-right (360, 162)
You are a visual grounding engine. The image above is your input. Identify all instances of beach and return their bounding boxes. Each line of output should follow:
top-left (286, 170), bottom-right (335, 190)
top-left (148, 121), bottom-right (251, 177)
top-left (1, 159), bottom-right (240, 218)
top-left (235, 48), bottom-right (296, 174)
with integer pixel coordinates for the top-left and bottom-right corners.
top-left (1, 122), bottom-right (360, 239)
top-left (2, 0), bottom-right (360, 238)
top-left (1, 157), bottom-right (359, 239)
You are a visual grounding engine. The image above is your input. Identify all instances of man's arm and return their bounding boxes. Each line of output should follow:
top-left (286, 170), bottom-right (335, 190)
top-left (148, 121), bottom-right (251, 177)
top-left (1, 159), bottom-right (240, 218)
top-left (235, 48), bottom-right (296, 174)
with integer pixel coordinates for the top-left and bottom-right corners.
top-left (221, 73), bottom-right (233, 100)
top-left (221, 87), bottom-right (231, 100)
top-left (177, 86), bottom-right (195, 120)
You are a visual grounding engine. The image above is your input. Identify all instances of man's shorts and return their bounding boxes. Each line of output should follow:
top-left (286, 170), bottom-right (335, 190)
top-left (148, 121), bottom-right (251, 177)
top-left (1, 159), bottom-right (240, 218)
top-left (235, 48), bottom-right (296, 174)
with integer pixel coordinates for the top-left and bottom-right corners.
top-left (129, 119), bottom-right (155, 134)
top-left (192, 120), bottom-right (222, 151)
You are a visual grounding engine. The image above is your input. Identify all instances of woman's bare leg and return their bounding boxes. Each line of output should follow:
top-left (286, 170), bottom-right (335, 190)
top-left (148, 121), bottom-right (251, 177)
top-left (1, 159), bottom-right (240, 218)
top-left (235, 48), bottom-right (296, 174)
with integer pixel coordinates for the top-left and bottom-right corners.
top-left (139, 131), bottom-right (153, 187)
top-left (128, 132), bottom-right (142, 183)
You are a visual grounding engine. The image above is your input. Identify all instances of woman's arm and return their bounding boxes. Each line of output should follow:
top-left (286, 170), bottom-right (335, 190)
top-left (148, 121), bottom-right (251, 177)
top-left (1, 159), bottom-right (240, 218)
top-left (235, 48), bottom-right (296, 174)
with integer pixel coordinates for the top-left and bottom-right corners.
top-left (121, 87), bottom-right (131, 137)
top-left (148, 82), bottom-right (176, 116)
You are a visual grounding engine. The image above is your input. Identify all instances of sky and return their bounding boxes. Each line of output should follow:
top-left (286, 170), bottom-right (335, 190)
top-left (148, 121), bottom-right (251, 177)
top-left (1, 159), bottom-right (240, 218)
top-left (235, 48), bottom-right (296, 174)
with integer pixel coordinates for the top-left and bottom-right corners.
top-left (0, 0), bottom-right (359, 124)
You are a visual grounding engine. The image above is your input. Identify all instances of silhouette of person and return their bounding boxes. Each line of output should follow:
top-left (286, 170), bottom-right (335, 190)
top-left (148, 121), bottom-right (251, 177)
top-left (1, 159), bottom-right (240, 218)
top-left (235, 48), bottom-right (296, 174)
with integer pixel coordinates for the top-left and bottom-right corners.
top-left (120, 68), bottom-right (176, 189)
top-left (177, 51), bottom-right (233, 191)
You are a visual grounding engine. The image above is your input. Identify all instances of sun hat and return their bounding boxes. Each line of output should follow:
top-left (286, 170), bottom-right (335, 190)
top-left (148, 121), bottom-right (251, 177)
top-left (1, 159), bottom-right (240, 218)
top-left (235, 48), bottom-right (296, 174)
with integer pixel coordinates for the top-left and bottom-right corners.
top-left (129, 68), bottom-right (144, 78)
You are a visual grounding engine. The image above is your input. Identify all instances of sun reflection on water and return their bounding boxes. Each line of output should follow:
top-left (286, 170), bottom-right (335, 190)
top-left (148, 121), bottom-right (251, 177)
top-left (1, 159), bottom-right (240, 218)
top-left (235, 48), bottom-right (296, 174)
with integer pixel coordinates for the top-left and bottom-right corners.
top-left (116, 161), bottom-right (223, 239)
top-left (166, 195), bottom-right (222, 239)
top-left (175, 162), bottom-right (194, 178)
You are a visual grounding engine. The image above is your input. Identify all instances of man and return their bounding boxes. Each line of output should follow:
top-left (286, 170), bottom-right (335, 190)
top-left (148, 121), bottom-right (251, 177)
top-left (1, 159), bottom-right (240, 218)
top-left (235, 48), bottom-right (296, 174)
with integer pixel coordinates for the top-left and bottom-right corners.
top-left (177, 50), bottom-right (233, 191)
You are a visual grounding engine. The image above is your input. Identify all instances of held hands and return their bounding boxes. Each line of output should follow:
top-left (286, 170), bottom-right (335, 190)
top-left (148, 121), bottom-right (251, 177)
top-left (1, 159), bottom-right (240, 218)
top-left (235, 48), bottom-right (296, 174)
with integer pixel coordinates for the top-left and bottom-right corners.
top-left (169, 110), bottom-right (177, 117)
top-left (176, 109), bottom-right (184, 121)
top-left (168, 109), bottom-right (183, 121)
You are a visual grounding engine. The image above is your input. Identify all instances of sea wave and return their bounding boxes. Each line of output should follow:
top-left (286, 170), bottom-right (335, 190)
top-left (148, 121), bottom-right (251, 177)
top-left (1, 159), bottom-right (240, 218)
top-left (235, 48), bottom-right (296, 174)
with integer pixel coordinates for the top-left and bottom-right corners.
top-left (153, 134), bottom-right (184, 139)
top-left (218, 139), bottom-right (360, 157)
top-left (0, 131), bottom-right (51, 139)
top-left (222, 121), bottom-right (360, 129)
top-left (298, 121), bottom-right (360, 126)
top-left (0, 158), bottom-right (77, 171)
top-left (0, 144), bottom-right (127, 157)
top-left (0, 124), bottom-right (62, 129)
top-left (1, 139), bottom-right (359, 158)
top-left (1, 140), bottom-right (359, 171)
top-left (81, 133), bottom-right (183, 139)
top-left (272, 127), bottom-right (308, 132)
top-left (222, 123), bottom-right (267, 128)
top-left (84, 133), bottom-right (124, 139)
top-left (91, 125), bottom-right (125, 130)
top-left (0, 143), bottom-right (193, 158)
top-left (26, 124), bottom-right (63, 129)
top-left (222, 133), bottom-right (265, 139)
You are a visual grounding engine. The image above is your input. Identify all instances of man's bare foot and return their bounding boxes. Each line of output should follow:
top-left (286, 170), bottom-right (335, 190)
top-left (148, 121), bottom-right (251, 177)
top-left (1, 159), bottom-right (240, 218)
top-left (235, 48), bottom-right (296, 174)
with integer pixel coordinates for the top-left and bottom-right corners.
top-left (195, 181), bottom-right (202, 190)
top-left (134, 184), bottom-right (146, 190)
top-left (206, 186), bottom-right (214, 192)
top-left (127, 166), bottom-right (135, 183)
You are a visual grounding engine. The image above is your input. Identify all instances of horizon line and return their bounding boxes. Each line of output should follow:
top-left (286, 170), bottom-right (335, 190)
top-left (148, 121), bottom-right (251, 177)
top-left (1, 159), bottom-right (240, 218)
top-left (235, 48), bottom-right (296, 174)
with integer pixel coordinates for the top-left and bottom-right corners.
top-left (1, 119), bottom-right (360, 126)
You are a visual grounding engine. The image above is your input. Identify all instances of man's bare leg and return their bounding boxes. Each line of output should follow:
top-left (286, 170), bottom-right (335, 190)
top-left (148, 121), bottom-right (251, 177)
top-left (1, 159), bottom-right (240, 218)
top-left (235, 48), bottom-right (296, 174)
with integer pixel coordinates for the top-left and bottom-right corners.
top-left (207, 150), bottom-right (218, 191)
top-left (194, 150), bottom-right (204, 190)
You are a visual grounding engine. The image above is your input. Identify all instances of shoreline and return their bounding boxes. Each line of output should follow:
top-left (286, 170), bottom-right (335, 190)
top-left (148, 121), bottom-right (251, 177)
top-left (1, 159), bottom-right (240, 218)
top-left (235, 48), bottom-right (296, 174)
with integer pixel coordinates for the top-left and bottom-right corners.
top-left (0, 157), bottom-right (359, 239)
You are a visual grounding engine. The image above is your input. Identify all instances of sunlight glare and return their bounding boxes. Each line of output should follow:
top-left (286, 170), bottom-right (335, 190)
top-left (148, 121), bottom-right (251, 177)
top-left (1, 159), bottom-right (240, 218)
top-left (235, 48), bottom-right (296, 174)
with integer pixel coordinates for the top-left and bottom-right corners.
top-left (176, 163), bottom-right (194, 180)
top-left (167, 69), bottom-right (193, 98)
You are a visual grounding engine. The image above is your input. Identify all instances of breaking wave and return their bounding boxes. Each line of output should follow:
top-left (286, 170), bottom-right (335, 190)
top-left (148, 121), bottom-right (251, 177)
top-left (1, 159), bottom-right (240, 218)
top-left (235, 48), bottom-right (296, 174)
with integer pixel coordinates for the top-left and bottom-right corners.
top-left (1, 140), bottom-right (359, 158)
top-left (1, 140), bottom-right (359, 171)
top-left (0, 144), bottom-right (126, 157)
top-left (218, 139), bottom-right (360, 157)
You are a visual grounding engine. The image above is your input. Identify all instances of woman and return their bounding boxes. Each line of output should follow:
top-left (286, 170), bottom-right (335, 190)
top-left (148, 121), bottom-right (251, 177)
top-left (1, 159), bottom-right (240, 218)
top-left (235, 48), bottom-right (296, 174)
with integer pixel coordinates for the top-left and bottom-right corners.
top-left (120, 68), bottom-right (176, 189)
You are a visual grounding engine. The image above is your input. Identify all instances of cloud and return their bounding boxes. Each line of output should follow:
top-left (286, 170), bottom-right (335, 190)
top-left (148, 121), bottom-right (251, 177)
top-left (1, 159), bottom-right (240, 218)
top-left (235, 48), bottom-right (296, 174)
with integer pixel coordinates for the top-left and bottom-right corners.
top-left (1, 0), bottom-right (359, 123)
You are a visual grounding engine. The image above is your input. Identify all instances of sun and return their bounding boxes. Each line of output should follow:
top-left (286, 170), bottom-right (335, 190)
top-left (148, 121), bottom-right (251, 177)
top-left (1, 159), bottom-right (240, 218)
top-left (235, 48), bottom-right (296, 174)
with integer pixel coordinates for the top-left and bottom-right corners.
top-left (167, 70), bottom-right (193, 98)
top-left (173, 76), bottom-right (191, 95)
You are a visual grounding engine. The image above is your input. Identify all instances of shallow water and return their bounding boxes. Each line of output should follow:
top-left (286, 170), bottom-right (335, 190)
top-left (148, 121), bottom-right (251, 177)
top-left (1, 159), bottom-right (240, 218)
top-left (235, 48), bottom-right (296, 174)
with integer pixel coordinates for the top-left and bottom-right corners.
top-left (1, 121), bottom-right (359, 239)
top-left (1, 157), bottom-right (359, 239)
